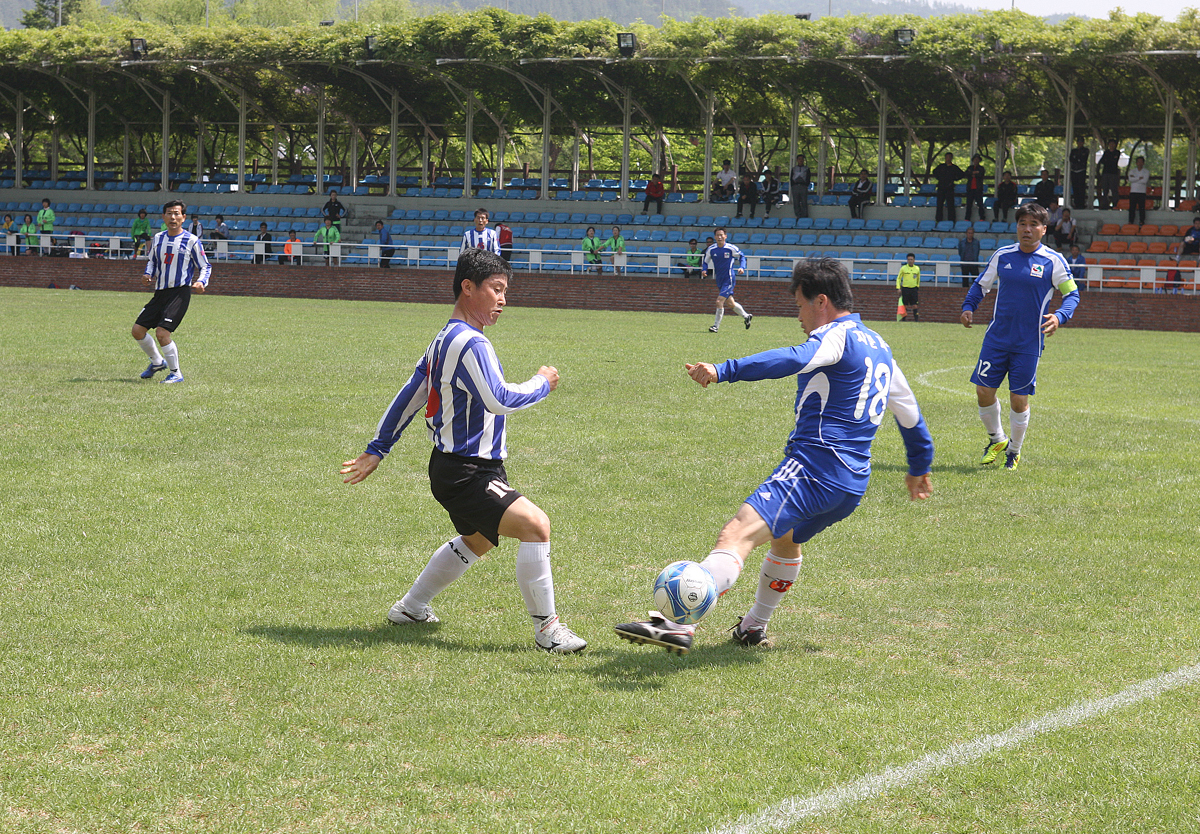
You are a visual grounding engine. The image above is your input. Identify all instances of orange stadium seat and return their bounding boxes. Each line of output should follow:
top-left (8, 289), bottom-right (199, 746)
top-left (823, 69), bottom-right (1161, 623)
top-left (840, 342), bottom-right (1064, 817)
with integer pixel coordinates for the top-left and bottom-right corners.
top-left (1117, 200), bottom-right (1130, 211)
top-left (1119, 224), bottom-right (1140, 236)
top-left (1158, 224), bottom-right (1178, 237)
top-left (1128, 241), bottom-right (1147, 254)
top-left (1138, 224), bottom-right (1158, 237)
top-left (1100, 223), bottom-right (1121, 236)
top-left (1087, 241), bottom-right (1109, 253)
top-left (1147, 242), bottom-right (1168, 255)
top-left (1107, 241), bottom-right (1128, 254)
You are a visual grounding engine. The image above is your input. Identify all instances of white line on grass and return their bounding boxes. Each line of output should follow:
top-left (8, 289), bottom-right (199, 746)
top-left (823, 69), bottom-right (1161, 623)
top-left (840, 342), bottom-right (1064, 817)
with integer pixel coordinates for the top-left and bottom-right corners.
top-left (706, 661), bottom-right (1200, 834)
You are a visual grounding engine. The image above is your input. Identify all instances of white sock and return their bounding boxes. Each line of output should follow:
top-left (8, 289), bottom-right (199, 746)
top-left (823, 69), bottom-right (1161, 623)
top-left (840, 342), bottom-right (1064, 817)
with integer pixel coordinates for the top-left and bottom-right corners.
top-left (160, 340), bottom-right (180, 373)
top-left (730, 300), bottom-right (748, 318)
top-left (1009, 408), bottom-right (1030, 453)
top-left (745, 552), bottom-right (802, 629)
top-left (137, 335), bottom-right (164, 364)
top-left (401, 536), bottom-right (480, 612)
top-left (699, 548), bottom-right (744, 597)
top-left (713, 306), bottom-right (725, 328)
top-left (515, 541), bottom-right (556, 623)
top-left (979, 400), bottom-right (1006, 442)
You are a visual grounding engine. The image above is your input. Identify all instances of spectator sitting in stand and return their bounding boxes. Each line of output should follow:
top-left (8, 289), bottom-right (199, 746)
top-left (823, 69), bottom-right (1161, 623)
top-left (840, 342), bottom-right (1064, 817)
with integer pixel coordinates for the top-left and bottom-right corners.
top-left (849, 170), bottom-right (873, 219)
top-left (1066, 243), bottom-right (1087, 284)
top-left (714, 159), bottom-right (737, 202)
top-left (643, 172), bottom-right (666, 215)
top-left (131, 208), bottom-right (153, 258)
top-left (210, 214), bottom-right (230, 241)
top-left (678, 238), bottom-right (703, 278)
top-left (1053, 208), bottom-right (1077, 249)
top-left (281, 229), bottom-right (300, 266)
top-left (1173, 216), bottom-right (1200, 266)
top-left (735, 173), bottom-right (759, 219)
top-left (995, 171), bottom-right (1019, 222)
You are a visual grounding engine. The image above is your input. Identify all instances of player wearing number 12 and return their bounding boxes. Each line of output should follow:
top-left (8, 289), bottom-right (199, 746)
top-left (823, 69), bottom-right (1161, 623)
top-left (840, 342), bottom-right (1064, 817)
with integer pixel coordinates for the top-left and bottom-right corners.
top-left (615, 258), bottom-right (934, 654)
top-left (961, 202), bottom-right (1080, 471)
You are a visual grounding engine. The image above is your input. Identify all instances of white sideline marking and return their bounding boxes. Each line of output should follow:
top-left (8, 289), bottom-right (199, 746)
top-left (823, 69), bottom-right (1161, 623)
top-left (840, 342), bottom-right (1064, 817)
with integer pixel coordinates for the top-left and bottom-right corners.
top-left (707, 661), bottom-right (1200, 834)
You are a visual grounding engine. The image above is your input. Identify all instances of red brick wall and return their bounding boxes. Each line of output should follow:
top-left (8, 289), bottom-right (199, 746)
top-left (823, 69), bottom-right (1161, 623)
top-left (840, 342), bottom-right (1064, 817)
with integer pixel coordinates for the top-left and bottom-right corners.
top-left (2, 257), bottom-right (1197, 332)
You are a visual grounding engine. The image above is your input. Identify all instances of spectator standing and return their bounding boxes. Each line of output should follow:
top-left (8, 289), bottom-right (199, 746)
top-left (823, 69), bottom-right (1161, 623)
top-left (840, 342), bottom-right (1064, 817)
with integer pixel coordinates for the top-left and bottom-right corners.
top-left (964, 154), bottom-right (987, 221)
top-left (789, 154), bottom-right (811, 218)
top-left (896, 253), bottom-right (921, 321)
top-left (460, 208), bottom-right (500, 255)
top-left (495, 220), bottom-right (513, 263)
top-left (995, 171), bottom-right (1019, 222)
top-left (643, 172), bottom-right (666, 215)
top-left (322, 189), bottom-right (346, 233)
top-left (1128, 155), bottom-right (1149, 227)
top-left (714, 159), bottom-right (737, 202)
top-left (931, 152), bottom-right (964, 223)
top-left (761, 171), bottom-right (781, 217)
top-left (131, 209), bottom-right (153, 257)
top-left (314, 216), bottom-right (340, 266)
top-left (735, 173), bottom-right (759, 219)
top-left (581, 226), bottom-right (604, 274)
top-left (281, 229), bottom-right (300, 266)
top-left (254, 222), bottom-right (274, 264)
top-left (849, 170), bottom-right (872, 219)
top-left (958, 227), bottom-right (981, 289)
top-left (1, 213), bottom-right (13, 256)
top-left (1066, 243), bottom-right (1087, 284)
top-left (678, 238), bottom-right (702, 278)
top-left (1033, 170), bottom-right (1057, 208)
top-left (19, 213), bottom-right (36, 255)
top-left (1097, 139), bottom-right (1121, 210)
top-left (603, 226), bottom-right (626, 274)
top-left (1069, 136), bottom-right (1090, 210)
top-left (36, 198), bottom-right (55, 255)
top-left (374, 220), bottom-right (394, 268)
top-left (1053, 208), bottom-right (1077, 249)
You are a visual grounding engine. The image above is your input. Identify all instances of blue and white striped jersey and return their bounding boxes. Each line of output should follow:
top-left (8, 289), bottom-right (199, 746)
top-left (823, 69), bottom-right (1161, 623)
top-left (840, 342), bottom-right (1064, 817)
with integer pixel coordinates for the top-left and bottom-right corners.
top-left (963, 242), bottom-right (1079, 356)
top-left (460, 227), bottom-right (500, 255)
top-left (365, 319), bottom-right (550, 461)
top-left (714, 313), bottom-right (934, 494)
top-left (703, 243), bottom-right (746, 294)
top-left (145, 229), bottom-right (211, 291)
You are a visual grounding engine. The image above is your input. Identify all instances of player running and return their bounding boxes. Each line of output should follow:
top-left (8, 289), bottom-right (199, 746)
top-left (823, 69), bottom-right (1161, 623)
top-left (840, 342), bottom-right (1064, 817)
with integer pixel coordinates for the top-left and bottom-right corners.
top-left (130, 200), bottom-right (210, 384)
top-left (961, 202), bottom-right (1080, 471)
top-left (701, 227), bottom-right (753, 332)
top-left (341, 249), bottom-right (586, 654)
top-left (460, 208), bottom-right (500, 255)
top-left (616, 258), bottom-right (934, 654)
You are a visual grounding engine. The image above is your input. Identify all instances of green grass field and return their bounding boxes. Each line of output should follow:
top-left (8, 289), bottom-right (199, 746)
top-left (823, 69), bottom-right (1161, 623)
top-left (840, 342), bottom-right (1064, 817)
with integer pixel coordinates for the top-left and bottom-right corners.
top-left (1, 286), bottom-right (1198, 834)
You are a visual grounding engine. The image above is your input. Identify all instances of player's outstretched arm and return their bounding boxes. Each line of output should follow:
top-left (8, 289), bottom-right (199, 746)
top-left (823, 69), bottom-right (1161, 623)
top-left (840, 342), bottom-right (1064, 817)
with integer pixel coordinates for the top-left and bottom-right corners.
top-left (341, 453), bottom-right (381, 485)
top-left (905, 472), bottom-right (933, 500)
top-left (685, 362), bottom-right (718, 388)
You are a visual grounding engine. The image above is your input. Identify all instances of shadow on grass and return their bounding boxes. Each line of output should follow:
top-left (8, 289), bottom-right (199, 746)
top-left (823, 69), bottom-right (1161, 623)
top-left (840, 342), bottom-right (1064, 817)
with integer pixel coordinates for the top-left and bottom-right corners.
top-left (66, 377), bottom-right (140, 384)
top-left (580, 640), bottom-right (781, 692)
top-left (242, 622), bottom-right (545, 655)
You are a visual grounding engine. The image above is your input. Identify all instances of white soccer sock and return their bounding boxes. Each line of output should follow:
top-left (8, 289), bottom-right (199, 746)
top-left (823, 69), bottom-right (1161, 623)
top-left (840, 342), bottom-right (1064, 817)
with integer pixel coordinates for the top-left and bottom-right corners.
top-left (979, 400), bottom-right (1006, 442)
top-left (515, 541), bottom-right (556, 623)
top-left (730, 300), bottom-right (748, 318)
top-left (1009, 408), bottom-right (1030, 453)
top-left (713, 306), bottom-right (725, 328)
top-left (744, 552), bottom-right (802, 630)
top-left (160, 340), bottom-right (180, 373)
top-left (699, 548), bottom-right (745, 597)
top-left (401, 536), bottom-right (480, 612)
top-left (136, 334), bottom-right (164, 364)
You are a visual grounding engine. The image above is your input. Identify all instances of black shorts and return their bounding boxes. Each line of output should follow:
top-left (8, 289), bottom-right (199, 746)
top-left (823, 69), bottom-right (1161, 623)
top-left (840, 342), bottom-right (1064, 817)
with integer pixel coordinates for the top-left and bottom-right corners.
top-left (900, 286), bottom-right (920, 306)
top-left (135, 286), bottom-right (191, 333)
top-left (428, 448), bottom-right (523, 547)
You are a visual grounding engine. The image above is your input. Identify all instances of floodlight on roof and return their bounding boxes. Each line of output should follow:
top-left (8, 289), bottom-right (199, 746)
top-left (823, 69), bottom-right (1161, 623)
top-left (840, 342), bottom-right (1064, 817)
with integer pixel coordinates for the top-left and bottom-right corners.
top-left (894, 28), bottom-right (916, 47)
top-left (130, 38), bottom-right (148, 59)
top-left (617, 33), bottom-right (638, 58)
top-left (364, 35), bottom-right (375, 59)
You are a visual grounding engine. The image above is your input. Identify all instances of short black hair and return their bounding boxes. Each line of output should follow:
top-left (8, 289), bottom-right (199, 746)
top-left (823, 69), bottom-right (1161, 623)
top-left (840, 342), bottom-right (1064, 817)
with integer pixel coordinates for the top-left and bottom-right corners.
top-left (790, 258), bottom-right (854, 313)
top-left (453, 248), bottom-right (512, 299)
top-left (1015, 202), bottom-right (1049, 226)
top-left (162, 199), bottom-right (186, 215)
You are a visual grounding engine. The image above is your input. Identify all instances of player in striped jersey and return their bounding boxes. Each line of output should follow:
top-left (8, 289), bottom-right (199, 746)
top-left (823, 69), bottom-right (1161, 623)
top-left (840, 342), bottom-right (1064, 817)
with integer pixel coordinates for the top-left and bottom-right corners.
top-left (459, 208), bottom-right (500, 255)
top-left (616, 258), bottom-right (934, 654)
top-left (961, 202), bottom-right (1080, 470)
top-left (130, 200), bottom-right (210, 384)
top-left (701, 227), bottom-right (753, 332)
top-left (340, 249), bottom-right (586, 654)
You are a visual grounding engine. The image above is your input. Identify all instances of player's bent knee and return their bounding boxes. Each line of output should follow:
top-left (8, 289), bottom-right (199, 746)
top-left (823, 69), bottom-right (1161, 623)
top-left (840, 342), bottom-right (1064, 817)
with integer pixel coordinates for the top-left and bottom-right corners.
top-left (499, 497), bottom-right (551, 542)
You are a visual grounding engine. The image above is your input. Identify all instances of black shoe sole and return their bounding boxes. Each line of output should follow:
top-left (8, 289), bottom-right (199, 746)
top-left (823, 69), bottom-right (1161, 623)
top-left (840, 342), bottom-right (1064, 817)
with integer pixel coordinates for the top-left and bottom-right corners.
top-left (614, 627), bottom-right (691, 655)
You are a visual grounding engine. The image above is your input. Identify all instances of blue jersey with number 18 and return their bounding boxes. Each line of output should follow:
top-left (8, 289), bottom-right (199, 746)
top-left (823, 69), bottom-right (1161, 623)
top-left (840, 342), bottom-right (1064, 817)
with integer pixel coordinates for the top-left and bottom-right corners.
top-left (713, 313), bottom-right (934, 494)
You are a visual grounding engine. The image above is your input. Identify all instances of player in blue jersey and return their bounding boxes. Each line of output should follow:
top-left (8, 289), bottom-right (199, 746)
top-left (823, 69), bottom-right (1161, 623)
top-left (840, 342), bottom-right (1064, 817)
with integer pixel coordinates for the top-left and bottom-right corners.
top-left (701, 227), bottom-right (753, 332)
top-left (459, 208), bottom-right (500, 255)
top-left (130, 200), bottom-right (211, 384)
top-left (616, 258), bottom-right (934, 654)
top-left (340, 249), bottom-right (586, 654)
top-left (961, 202), bottom-right (1080, 471)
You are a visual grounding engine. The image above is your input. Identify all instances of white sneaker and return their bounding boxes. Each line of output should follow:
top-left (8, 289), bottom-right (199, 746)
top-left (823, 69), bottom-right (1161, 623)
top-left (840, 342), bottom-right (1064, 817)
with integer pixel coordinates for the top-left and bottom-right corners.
top-left (534, 615), bottom-right (587, 654)
top-left (387, 601), bottom-right (439, 625)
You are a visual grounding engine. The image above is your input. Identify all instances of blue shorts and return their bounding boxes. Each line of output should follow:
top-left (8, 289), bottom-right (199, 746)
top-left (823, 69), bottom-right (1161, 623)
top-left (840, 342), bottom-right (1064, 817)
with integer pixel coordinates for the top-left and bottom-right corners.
top-left (970, 344), bottom-right (1039, 396)
top-left (716, 277), bottom-right (736, 298)
top-left (743, 457), bottom-right (863, 542)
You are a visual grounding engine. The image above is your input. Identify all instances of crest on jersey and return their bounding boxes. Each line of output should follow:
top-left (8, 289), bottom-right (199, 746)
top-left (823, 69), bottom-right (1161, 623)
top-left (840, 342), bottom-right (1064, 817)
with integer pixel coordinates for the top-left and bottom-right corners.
top-left (1031, 264), bottom-right (1044, 278)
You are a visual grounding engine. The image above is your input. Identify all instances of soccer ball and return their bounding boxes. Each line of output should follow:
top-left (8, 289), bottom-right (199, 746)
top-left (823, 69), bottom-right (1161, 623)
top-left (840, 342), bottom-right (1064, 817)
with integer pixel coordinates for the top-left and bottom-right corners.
top-left (653, 561), bottom-right (718, 625)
